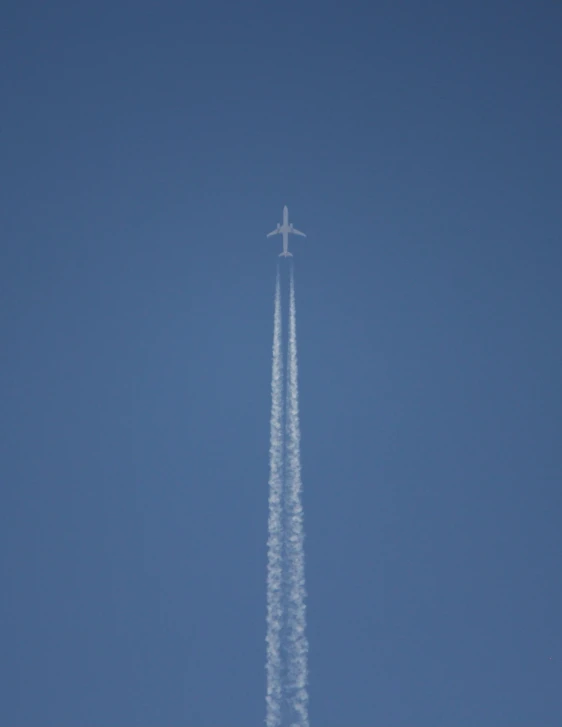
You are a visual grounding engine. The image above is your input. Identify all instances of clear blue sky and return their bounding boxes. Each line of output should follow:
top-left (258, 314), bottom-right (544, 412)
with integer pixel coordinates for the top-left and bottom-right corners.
top-left (1, 2), bottom-right (561, 725)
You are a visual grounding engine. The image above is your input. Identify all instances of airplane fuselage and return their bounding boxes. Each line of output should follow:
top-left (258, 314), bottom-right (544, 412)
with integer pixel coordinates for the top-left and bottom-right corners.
top-left (278, 206), bottom-right (291, 256)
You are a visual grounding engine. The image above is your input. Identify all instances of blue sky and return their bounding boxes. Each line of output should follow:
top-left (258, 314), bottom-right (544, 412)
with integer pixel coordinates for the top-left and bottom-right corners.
top-left (1, 2), bottom-right (561, 725)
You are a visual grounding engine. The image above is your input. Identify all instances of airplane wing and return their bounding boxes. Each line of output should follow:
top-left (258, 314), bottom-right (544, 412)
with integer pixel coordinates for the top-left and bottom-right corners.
top-left (266, 229), bottom-right (280, 237)
top-left (291, 228), bottom-right (306, 237)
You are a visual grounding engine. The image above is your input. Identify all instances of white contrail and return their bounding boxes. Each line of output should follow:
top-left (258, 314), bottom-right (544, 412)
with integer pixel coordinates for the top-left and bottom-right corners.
top-left (284, 264), bottom-right (309, 727)
top-left (265, 269), bottom-right (284, 727)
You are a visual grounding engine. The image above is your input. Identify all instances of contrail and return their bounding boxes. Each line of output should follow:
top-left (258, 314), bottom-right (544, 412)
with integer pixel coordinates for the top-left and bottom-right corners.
top-left (265, 268), bottom-right (284, 727)
top-left (265, 264), bottom-right (309, 727)
top-left (284, 264), bottom-right (309, 727)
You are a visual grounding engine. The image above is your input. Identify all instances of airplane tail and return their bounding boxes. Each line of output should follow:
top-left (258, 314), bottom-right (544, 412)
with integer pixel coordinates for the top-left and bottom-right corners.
top-left (279, 252), bottom-right (293, 257)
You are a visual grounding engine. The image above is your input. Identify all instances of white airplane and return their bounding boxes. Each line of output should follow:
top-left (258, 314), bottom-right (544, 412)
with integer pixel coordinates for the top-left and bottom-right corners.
top-left (266, 206), bottom-right (306, 257)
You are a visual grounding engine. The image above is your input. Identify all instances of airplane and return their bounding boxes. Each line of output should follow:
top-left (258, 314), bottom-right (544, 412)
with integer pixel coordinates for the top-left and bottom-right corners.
top-left (266, 206), bottom-right (306, 257)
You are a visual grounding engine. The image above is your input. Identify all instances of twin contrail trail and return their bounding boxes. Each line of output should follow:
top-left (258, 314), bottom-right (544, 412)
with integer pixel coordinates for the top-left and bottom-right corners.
top-left (266, 264), bottom-right (309, 727)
